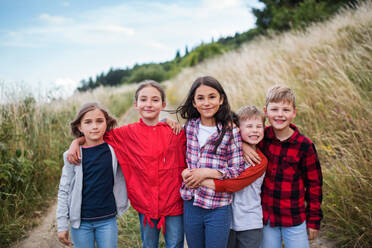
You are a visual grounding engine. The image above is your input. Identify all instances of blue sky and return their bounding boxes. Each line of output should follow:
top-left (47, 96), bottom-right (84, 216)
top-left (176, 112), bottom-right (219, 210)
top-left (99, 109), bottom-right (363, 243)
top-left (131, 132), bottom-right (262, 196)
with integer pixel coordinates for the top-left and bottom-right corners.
top-left (0, 0), bottom-right (263, 97)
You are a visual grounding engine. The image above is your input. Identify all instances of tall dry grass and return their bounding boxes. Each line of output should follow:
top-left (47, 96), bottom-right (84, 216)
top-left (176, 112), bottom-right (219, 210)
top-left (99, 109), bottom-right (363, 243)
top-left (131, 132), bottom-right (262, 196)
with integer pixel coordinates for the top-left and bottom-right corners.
top-left (0, 84), bottom-right (135, 247)
top-left (166, 2), bottom-right (372, 247)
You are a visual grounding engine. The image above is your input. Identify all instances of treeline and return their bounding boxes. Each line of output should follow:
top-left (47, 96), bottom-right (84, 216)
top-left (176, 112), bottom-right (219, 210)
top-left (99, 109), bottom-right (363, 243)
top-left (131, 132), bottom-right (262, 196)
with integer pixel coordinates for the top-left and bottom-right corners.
top-left (77, 0), bottom-right (358, 92)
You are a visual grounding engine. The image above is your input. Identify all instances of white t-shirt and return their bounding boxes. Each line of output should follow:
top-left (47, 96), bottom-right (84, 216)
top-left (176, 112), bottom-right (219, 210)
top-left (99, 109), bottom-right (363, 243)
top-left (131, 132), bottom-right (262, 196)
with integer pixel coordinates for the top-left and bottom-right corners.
top-left (198, 123), bottom-right (217, 147)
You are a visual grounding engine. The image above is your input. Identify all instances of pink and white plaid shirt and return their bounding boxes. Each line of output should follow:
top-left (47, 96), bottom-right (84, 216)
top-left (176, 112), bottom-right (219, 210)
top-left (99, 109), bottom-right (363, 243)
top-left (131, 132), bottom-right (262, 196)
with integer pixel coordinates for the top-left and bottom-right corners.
top-left (180, 118), bottom-right (245, 209)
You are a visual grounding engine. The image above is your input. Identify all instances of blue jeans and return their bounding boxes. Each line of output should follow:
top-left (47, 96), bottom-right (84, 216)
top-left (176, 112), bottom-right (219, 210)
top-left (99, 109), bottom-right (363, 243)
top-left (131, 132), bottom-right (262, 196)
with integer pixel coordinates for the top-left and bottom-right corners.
top-left (183, 200), bottom-right (231, 248)
top-left (70, 217), bottom-right (118, 248)
top-left (138, 213), bottom-right (184, 248)
top-left (262, 220), bottom-right (309, 248)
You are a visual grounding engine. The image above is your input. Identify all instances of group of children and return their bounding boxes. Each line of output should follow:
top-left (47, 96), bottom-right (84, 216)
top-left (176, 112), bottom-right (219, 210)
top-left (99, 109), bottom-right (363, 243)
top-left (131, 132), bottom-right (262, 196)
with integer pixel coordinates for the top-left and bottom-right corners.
top-left (56, 76), bottom-right (323, 248)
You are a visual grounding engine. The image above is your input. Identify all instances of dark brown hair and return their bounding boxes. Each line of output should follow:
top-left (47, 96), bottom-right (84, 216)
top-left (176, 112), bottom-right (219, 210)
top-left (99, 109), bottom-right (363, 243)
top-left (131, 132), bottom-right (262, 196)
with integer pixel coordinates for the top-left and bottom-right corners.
top-left (134, 80), bottom-right (166, 102)
top-left (176, 76), bottom-right (234, 153)
top-left (70, 102), bottom-right (117, 138)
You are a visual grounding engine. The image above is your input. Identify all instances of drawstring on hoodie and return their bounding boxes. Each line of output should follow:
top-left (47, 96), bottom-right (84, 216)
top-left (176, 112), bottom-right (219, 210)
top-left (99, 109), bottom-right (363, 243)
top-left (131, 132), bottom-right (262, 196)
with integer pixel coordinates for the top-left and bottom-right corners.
top-left (157, 216), bottom-right (166, 235)
top-left (143, 215), bottom-right (154, 228)
top-left (143, 215), bottom-right (166, 235)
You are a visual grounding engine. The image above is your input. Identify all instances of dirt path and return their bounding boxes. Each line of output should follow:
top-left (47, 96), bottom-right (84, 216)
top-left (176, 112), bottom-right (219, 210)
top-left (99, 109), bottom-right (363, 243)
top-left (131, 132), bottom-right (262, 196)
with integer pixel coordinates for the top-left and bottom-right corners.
top-left (12, 202), bottom-right (66, 248)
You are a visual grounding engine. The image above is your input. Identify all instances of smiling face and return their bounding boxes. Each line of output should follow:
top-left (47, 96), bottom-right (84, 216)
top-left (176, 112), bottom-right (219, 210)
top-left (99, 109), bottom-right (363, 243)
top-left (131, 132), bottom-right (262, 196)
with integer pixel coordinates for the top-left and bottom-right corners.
top-left (78, 108), bottom-right (107, 146)
top-left (265, 101), bottom-right (296, 131)
top-left (135, 86), bottom-right (166, 126)
top-left (239, 117), bottom-right (265, 146)
top-left (192, 84), bottom-right (223, 126)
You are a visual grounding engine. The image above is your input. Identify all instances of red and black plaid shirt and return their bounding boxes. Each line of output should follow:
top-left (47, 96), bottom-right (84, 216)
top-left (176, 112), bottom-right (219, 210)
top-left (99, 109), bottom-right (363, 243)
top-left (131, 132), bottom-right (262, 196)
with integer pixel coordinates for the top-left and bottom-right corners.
top-left (259, 124), bottom-right (323, 230)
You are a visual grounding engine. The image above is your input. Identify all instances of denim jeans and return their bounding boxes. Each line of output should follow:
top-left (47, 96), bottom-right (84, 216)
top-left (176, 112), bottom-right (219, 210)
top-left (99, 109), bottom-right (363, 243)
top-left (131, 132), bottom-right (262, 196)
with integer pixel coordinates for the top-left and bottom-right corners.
top-left (138, 213), bottom-right (184, 248)
top-left (70, 217), bottom-right (118, 248)
top-left (183, 200), bottom-right (231, 248)
top-left (262, 220), bottom-right (309, 248)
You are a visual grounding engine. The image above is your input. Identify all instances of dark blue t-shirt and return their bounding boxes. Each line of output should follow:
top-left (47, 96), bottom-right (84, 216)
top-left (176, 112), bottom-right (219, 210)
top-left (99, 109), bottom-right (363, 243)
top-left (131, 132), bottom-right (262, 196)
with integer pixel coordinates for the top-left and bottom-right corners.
top-left (81, 142), bottom-right (117, 221)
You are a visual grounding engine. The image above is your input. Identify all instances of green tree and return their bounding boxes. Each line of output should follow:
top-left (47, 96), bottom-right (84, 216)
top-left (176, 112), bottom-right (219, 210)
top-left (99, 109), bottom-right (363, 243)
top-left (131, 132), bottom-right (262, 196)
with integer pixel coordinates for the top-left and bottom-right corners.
top-left (253, 0), bottom-right (358, 31)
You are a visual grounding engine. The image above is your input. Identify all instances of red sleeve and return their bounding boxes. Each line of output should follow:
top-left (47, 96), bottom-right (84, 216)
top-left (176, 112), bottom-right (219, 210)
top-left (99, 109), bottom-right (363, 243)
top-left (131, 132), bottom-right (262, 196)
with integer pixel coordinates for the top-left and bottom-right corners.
top-left (103, 125), bottom-right (128, 150)
top-left (214, 150), bottom-right (267, 193)
top-left (303, 143), bottom-right (323, 230)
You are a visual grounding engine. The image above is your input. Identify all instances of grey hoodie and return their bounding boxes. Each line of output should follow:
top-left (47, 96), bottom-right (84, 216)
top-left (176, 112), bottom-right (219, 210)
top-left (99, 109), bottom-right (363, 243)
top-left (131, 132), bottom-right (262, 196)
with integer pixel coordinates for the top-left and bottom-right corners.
top-left (56, 145), bottom-right (129, 232)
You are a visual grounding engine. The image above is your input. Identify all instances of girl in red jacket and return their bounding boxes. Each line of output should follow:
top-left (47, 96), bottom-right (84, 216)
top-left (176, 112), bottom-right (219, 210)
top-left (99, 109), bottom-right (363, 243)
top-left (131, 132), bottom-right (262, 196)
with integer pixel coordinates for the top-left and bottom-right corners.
top-left (67, 80), bottom-right (186, 248)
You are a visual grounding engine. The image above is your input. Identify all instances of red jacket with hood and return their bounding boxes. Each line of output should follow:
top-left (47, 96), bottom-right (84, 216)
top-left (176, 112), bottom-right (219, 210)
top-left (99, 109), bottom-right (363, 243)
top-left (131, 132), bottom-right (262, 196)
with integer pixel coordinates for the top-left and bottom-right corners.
top-left (104, 119), bottom-right (186, 231)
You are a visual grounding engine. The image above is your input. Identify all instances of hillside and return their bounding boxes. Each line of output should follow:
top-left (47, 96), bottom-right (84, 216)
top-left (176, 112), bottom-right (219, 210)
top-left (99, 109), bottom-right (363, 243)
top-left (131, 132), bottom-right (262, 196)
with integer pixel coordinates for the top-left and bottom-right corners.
top-left (164, 2), bottom-right (371, 247)
top-left (1, 1), bottom-right (371, 248)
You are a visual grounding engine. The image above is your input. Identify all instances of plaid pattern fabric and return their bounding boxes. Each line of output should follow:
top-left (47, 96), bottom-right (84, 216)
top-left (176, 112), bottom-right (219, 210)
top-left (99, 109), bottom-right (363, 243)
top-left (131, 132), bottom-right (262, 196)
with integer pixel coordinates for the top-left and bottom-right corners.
top-left (180, 118), bottom-right (245, 209)
top-left (259, 124), bottom-right (323, 230)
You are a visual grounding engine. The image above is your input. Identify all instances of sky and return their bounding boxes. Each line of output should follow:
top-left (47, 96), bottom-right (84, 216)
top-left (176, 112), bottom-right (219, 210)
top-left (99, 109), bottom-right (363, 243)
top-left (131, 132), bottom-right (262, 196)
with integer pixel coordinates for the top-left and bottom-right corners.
top-left (0, 0), bottom-right (263, 97)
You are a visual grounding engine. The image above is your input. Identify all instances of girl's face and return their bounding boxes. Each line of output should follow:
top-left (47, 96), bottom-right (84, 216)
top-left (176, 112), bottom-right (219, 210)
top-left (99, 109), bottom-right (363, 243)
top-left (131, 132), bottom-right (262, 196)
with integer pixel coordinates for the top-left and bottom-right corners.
top-left (193, 84), bottom-right (223, 126)
top-left (135, 86), bottom-right (166, 125)
top-left (78, 108), bottom-right (107, 146)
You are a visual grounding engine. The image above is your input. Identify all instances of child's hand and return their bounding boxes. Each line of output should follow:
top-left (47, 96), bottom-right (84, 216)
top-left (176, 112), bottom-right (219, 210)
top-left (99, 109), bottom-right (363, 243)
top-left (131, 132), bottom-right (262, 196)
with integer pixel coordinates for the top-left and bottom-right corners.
top-left (66, 138), bottom-right (84, 165)
top-left (58, 230), bottom-right (72, 246)
top-left (165, 117), bottom-right (182, 134)
top-left (182, 168), bottom-right (191, 182)
top-left (184, 168), bottom-right (222, 188)
top-left (200, 179), bottom-right (215, 190)
top-left (307, 228), bottom-right (319, 240)
top-left (242, 142), bottom-right (261, 165)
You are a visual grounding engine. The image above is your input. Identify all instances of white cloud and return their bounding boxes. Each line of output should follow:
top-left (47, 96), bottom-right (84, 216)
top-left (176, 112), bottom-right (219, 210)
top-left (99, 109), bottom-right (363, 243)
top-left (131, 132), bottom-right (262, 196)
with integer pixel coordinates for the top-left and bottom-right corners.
top-left (202, 0), bottom-right (242, 9)
top-left (146, 41), bottom-right (168, 50)
top-left (86, 25), bottom-right (135, 35)
top-left (39, 13), bottom-right (72, 25)
top-left (0, 0), bottom-right (261, 94)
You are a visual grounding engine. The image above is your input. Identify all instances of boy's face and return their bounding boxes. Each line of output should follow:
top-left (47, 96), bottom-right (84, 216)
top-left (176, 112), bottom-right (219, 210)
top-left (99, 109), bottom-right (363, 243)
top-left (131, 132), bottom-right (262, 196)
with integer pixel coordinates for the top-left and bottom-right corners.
top-left (239, 117), bottom-right (264, 145)
top-left (264, 101), bottom-right (296, 131)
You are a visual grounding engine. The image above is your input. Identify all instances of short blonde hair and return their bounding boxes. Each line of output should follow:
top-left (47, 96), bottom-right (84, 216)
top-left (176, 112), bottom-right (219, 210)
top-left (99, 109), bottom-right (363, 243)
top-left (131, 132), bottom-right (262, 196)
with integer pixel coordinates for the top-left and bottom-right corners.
top-left (265, 85), bottom-right (296, 108)
top-left (237, 105), bottom-right (265, 126)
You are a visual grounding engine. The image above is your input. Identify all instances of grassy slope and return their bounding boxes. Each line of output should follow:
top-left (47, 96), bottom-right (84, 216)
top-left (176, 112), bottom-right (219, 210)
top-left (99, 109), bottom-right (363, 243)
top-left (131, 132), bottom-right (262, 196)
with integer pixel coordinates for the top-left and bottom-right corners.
top-left (2, 2), bottom-right (371, 247)
top-left (164, 2), bottom-right (371, 247)
top-left (0, 84), bottom-right (135, 247)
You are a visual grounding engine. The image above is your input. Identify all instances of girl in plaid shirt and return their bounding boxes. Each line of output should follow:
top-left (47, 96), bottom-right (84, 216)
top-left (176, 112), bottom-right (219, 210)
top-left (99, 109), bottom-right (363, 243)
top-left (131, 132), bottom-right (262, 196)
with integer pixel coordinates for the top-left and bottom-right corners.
top-left (176, 76), bottom-right (246, 248)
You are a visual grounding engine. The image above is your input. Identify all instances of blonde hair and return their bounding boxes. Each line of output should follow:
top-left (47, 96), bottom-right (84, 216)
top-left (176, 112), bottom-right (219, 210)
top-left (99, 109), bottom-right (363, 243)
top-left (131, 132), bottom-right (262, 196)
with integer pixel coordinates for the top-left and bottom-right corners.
top-left (70, 102), bottom-right (117, 138)
top-left (265, 85), bottom-right (296, 108)
top-left (237, 105), bottom-right (266, 126)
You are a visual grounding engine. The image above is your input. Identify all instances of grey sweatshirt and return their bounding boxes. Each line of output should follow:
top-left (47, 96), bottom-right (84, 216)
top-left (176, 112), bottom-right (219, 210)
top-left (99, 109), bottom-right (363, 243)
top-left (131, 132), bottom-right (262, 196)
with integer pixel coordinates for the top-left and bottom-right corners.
top-left (56, 145), bottom-right (129, 232)
top-left (230, 169), bottom-right (265, 231)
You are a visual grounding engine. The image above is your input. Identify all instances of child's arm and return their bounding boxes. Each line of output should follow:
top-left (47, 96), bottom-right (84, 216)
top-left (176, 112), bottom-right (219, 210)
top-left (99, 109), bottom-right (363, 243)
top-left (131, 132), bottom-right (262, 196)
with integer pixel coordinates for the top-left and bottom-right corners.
top-left (183, 168), bottom-right (222, 188)
top-left (242, 142), bottom-right (261, 165)
top-left (56, 152), bottom-right (74, 246)
top-left (302, 143), bottom-right (323, 239)
top-left (210, 160), bottom-right (267, 192)
top-left (66, 136), bottom-right (85, 164)
top-left (201, 150), bottom-right (267, 192)
top-left (67, 126), bottom-right (127, 165)
top-left (164, 117), bottom-right (182, 134)
top-left (219, 128), bottom-right (246, 179)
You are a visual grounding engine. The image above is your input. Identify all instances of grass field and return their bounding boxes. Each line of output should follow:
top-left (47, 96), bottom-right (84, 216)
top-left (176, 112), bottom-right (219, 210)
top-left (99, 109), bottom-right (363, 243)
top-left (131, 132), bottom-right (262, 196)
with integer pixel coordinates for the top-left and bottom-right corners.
top-left (1, 2), bottom-right (371, 248)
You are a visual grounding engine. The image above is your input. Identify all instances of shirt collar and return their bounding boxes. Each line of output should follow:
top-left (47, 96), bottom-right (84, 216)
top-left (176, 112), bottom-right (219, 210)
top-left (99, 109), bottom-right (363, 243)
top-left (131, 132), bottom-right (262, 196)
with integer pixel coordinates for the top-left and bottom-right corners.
top-left (139, 118), bottom-right (167, 127)
top-left (266, 123), bottom-right (299, 144)
top-left (193, 117), bottom-right (222, 130)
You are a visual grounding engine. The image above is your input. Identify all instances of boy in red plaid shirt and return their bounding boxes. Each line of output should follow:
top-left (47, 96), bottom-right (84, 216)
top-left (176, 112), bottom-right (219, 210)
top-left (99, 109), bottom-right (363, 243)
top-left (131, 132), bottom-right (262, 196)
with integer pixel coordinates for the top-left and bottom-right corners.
top-left (245, 85), bottom-right (323, 248)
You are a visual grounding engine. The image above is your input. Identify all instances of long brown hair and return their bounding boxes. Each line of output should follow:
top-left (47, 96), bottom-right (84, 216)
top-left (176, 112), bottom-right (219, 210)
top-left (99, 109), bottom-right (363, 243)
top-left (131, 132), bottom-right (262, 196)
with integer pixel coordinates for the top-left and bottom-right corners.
top-left (176, 76), bottom-right (234, 153)
top-left (70, 102), bottom-right (117, 138)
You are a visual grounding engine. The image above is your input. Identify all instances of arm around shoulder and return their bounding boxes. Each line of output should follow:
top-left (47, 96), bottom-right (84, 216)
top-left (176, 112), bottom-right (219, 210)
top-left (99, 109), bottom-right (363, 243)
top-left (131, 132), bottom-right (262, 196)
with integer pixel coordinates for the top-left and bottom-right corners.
top-left (214, 151), bottom-right (267, 193)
